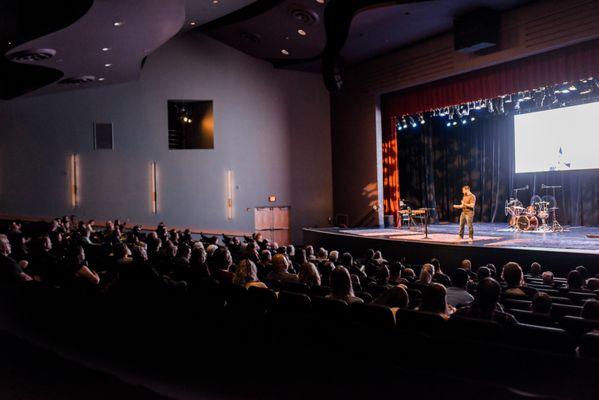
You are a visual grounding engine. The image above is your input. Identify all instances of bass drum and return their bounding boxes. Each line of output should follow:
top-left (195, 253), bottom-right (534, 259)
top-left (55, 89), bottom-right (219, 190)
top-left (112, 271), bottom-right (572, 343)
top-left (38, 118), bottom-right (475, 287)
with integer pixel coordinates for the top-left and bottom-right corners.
top-left (517, 215), bottom-right (539, 231)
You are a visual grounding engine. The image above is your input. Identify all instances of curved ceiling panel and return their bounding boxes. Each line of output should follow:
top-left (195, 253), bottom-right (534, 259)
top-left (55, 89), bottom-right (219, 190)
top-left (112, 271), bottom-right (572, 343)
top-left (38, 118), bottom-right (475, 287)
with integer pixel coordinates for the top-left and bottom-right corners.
top-left (0, 0), bottom-right (94, 99)
top-left (5, 0), bottom-right (186, 98)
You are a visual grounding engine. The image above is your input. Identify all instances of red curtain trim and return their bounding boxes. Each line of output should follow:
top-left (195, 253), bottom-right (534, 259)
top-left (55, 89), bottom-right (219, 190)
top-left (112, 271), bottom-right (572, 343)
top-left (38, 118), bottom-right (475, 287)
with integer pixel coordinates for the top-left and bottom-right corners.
top-left (382, 39), bottom-right (599, 119)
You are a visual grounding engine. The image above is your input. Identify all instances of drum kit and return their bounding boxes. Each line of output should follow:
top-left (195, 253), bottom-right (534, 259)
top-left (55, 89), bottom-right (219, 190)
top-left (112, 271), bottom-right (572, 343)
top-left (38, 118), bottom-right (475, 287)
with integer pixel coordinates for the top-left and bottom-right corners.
top-left (505, 184), bottom-right (564, 232)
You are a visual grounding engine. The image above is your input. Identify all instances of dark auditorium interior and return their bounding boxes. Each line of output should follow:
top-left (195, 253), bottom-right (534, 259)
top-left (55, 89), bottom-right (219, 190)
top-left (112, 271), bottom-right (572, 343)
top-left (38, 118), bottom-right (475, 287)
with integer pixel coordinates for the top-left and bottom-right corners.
top-left (2, 0), bottom-right (599, 399)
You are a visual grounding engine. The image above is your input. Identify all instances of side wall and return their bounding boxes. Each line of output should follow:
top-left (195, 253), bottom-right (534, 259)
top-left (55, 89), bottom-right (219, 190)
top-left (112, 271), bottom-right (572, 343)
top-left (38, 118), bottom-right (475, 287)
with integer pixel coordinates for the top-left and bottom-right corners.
top-left (0, 33), bottom-right (333, 243)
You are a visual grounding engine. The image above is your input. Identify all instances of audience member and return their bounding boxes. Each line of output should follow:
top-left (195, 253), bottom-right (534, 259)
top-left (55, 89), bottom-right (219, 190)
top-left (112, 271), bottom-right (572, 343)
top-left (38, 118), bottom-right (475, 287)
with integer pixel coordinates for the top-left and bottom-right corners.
top-left (446, 268), bottom-right (474, 308)
top-left (326, 266), bottom-right (363, 304)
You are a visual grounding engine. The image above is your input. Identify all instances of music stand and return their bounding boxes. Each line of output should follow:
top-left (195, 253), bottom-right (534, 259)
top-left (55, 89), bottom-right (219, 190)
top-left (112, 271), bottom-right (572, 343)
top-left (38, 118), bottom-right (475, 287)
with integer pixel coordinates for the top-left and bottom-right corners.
top-left (421, 208), bottom-right (435, 239)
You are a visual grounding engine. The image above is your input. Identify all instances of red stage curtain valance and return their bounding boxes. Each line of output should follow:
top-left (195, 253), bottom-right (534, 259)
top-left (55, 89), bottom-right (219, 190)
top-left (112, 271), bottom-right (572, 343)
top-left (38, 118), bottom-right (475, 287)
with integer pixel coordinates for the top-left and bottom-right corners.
top-left (382, 38), bottom-right (599, 118)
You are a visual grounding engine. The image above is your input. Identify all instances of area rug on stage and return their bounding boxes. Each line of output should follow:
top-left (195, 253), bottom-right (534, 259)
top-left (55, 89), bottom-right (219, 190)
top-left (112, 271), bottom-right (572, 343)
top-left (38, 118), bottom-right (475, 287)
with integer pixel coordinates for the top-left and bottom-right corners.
top-left (339, 229), bottom-right (409, 237)
top-left (389, 233), bottom-right (500, 244)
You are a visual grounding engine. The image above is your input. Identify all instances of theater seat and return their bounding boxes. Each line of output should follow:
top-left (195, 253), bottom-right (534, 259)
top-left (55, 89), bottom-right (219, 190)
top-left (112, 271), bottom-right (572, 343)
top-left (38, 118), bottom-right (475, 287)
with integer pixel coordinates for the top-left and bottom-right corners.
top-left (551, 303), bottom-right (582, 319)
top-left (578, 331), bottom-right (599, 359)
top-left (310, 285), bottom-right (331, 297)
top-left (350, 302), bottom-right (395, 329)
top-left (508, 323), bottom-right (573, 354)
top-left (396, 309), bottom-right (446, 336)
top-left (277, 291), bottom-right (311, 313)
top-left (244, 286), bottom-right (277, 314)
top-left (281, 280), bottom-right (310, 295)
top-left (559, 316), bottom-right (599, 337)
top-left (446, 316), bottom-right (503, 342)
top-left (406, 289), bottom-right (422, 309)
top-left (218, 283), bottom-right (246, 308)
top-left (507, 309), bottom-right (557, 327)
top-left (354, 291), bottom-right (373, 304)
top-left (311, 296), bottom-right (350, 322)
top-left (502, 298), bottom-right (531, 311)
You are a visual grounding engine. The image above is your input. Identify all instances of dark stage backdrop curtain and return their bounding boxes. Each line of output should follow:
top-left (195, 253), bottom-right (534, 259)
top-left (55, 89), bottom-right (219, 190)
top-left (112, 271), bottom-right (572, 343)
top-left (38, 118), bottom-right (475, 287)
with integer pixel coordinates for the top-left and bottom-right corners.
top-left (397, 115), bottom-right (599, 226)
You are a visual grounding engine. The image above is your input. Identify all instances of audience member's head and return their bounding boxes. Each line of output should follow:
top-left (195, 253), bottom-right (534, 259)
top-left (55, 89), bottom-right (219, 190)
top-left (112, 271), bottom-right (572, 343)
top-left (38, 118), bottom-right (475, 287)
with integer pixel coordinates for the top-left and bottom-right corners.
top-left (420, 283), bottom-right (448, 316)
top-left (451, 268), bottom-right (469, 290)
top-left (430, 258), bottom-right (442, 274)
top-left (403, 268), bottom-right (416, 281)
top-left (576, 266), bottom-right (589, 281)
top-left (212, 247), bottom-right (233, 271)
top-left (298, 262), bottom-right (321, 286)
top-left (176, 244), bottom-right (191, 261)
top-left (529, 262), bottom-right (542, 277)
top-left (502, 262), bottom-right (524, 288)
top-left (317, 247), bottom-right (328, 260)
top-left (233, 259), bottom-right (259, 286)
top-left (329, 266), bottom-right (355, 301)
top-left (375, 286), bottom-right (409, 309)
top-left (531, 292), bottom-right (552, 314)
top-left (581, 300), bottom-right (599, 320)
top-left (417, 270), bottom-right (432, 285)
top-left (586, 278), bottom-right (599, 292)
top-left (461, 259), bottom-right (472, 271)
top-left (542, 271), bottom-right (554, 286)
top-left (389, 262), bottom-right (403, 282)
top-left (272, 253), bottom-right (289, 273)
top-left (421, 263), bottom-right (435, 276)
top-left (376, 265), bottom-right (390, 285)
top-left (328, 250), bottom-right (339, 263)
top-left (476, 278), bottom-right (501, 311)
top-left (341, 252), bottom-right (353, 268)
top-left (0, 234), bottom-right (12, 256)
top-left (567, 270), bottom-right (584, 290)
top-left (477, 266), bottom-right (491, 281)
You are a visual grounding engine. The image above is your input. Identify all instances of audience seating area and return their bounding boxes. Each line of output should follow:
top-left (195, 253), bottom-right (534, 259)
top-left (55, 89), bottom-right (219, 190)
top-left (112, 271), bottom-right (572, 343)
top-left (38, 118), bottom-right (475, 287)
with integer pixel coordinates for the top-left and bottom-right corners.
top-left (1, 217), bottom-right (599, 399)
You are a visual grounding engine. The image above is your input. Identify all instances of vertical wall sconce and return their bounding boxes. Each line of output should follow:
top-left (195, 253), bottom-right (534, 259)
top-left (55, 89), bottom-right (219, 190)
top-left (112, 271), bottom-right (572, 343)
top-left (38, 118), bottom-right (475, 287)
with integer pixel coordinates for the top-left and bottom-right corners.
top-left (226, 169), bottom-right (233, 220)
top-left (70, 153), bottom-right (78, 208)
top-left (151, 161), bottom-right (158, 214)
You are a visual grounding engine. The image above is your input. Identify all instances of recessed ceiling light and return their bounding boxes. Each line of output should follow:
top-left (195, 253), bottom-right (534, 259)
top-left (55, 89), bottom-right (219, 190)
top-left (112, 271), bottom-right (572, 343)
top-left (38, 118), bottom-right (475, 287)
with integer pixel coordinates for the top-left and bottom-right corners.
top-left (104, 63), bottom-right (112, 67)
top-left (102, 47), bottom-right (111, 52)
top-left (98, 77), bottom-right (105, 81)
top-left (281, 49), bottom-right (290, 55)
top-left (113, 21), bottom-right (124, 27)
top-left (316, 0), bottom-right (325, 3)
top-left (190, 21), bottom-right (197, 26)
top-left (298, 29), bottom-right (307, 36)
top-left (212, 0), bottom-right (219, 3)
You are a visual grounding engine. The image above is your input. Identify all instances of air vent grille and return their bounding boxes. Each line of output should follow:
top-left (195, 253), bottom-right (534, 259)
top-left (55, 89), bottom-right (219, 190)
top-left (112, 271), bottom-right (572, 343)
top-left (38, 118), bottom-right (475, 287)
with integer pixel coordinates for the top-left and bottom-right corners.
top-left (94, 123), bottom-right (113, 150)
top-left (59, 75), bottom-right (96, 85)
top-left (7, 48), bottom-right (56, 62)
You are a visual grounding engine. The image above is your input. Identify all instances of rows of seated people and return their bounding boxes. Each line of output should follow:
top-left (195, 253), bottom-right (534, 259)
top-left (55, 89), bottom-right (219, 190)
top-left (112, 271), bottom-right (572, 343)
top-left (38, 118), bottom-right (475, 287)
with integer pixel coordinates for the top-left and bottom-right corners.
top-left (1, 216), bottom-right (599, 360)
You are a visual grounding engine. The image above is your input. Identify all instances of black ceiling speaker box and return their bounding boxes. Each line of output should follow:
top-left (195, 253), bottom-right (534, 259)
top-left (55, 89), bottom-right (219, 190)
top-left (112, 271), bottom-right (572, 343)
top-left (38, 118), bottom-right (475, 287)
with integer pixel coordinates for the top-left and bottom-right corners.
top-left (94, 122), bottom-right (113, 150)
top-left (454, 8), bottom-right (501, 54)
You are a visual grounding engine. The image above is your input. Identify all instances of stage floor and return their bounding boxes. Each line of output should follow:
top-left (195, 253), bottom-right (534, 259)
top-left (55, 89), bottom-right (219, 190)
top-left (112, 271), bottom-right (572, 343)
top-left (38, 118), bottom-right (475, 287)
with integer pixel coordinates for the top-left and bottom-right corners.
top-left (337, 223), bottom-right (599, 254)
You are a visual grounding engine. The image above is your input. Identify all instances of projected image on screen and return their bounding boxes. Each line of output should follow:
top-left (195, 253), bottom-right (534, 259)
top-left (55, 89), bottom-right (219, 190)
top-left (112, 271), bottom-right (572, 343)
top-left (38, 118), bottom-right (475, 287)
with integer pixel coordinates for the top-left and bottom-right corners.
top-left (514, 102), bottom-right (599, 173)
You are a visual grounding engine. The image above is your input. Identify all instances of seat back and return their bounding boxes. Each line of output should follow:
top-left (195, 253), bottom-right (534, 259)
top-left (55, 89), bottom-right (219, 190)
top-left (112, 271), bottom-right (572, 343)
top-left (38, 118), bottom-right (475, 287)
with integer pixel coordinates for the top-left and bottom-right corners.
top-left (354, 291), bottom-right (373, 304)
top-left (278, 291), bottom-right (311, 313)
top-left (579, 331), bottom-right (599, 359)
top-left (245, 286), bottom-right (277, 313)
top-left (281, 280), bottom-right (310, 295)
top-left (502, 298), bottom-right (531, 311)
top-left (551, 303), bottom-right (582, 319)
top-left (351, 302), bottom-right (395, 329)
top-left (447, 316), bottom-right (504, 342)
top-left (508, 323), bottom-right (573, 354)
top-left (559, 316), bottom-right (599, 337)
top-left (507, 309), bottom-right (556, 327)
top-left (310, 285), bottom-right (331, 298)
top-left (311, 296), bottom-right (350, 322)
top-left (396, 309), bottom-right (446, 335)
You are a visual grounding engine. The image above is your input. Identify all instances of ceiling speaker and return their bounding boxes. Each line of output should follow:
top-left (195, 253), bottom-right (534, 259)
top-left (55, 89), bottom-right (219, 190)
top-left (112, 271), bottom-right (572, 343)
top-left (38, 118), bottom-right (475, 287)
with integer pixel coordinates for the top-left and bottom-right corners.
top-left (289, 8), bottom-right (319, 25)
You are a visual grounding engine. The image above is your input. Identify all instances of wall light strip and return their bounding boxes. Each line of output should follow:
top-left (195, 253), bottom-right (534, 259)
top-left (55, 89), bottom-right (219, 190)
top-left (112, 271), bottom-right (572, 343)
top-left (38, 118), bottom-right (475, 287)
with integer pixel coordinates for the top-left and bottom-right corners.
top-left (151, 161), bottom-right (158, 214)
top-left (226, 169), bottom-right (233, 220)
top-left (71, 153), bottom-right (78, 208)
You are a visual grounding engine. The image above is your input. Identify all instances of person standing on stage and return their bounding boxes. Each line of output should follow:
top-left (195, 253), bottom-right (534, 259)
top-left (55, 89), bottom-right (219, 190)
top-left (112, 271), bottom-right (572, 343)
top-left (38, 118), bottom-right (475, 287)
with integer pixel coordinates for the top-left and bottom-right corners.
top-left (453, 185), bottom-right (476, 241)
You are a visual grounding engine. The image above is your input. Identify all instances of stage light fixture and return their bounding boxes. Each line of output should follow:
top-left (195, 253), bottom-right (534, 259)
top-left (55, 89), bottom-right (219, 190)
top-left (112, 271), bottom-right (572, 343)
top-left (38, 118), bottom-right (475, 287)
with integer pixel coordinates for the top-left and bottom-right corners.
top-left (504, 95), bottom-right (512, 103)
top-left (446, 122), bottom-right (451, 127)
top-left (461, 119), bottom-right (467, 125)
top-left (522, 91), bottom-right (532, 101)
top-left (452, 121), bottom-right (458, 126)
top-left (419, 114), bottom-right (426, 125)
top-left (471, 117), bottom-right (476, 121)
top-left (408, 116), bottom-right (417, 128)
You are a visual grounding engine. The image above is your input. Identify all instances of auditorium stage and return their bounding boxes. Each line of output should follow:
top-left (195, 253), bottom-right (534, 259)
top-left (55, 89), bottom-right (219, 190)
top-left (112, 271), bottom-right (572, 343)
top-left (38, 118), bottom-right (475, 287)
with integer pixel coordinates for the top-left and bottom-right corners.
top-left (303, 223), bottom-right (599, 276)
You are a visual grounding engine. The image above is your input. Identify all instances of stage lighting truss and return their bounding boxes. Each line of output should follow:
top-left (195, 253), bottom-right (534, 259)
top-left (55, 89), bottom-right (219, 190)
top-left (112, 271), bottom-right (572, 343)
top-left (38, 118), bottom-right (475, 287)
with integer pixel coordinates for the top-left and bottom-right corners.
top-left (394, 76), bottom-right (598, 132)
